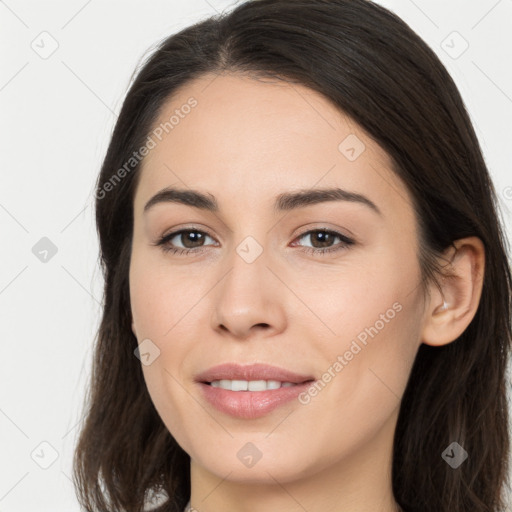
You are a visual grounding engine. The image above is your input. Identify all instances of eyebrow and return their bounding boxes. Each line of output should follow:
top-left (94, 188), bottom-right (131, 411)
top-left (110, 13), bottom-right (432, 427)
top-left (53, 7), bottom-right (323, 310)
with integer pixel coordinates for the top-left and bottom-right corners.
top-left (143, 186), bottom-right (382, 216)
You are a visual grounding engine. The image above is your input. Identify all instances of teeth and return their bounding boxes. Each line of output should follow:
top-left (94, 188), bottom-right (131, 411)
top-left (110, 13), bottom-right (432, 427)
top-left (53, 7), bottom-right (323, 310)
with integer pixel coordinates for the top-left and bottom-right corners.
top-left (266, 380), bottom-right (281, 390)
top-left (248, 380), bottom-right (266, 391)
top-left (209, 379), bottom-right (297, 391)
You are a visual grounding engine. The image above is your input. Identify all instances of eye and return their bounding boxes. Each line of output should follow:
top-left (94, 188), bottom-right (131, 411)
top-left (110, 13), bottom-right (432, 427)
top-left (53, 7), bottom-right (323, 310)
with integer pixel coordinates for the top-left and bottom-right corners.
top-left (154, 229), bottom-right (217, 255)
top-left (153, 227), bottom-right (355, 256)
top-left (291, 229), bottom-right (355, 255)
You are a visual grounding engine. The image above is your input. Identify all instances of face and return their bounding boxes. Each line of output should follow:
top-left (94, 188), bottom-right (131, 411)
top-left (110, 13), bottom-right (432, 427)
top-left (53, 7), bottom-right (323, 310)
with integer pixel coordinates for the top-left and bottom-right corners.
top-left (129, 73), bottom-right (426, 485)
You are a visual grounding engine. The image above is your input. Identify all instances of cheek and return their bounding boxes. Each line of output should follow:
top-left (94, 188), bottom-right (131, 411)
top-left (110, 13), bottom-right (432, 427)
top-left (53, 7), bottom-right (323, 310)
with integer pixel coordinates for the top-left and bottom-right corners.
top-left (283, 294), bottom-right (422, 477)
top-left (129, 248), bottom-right (207, 338)
top-left (307, 248), bottom-right (423, 422)
top-left (140, 361), bottom-right (199, 460)
top-left (309, 260), bottom-right (418, 348)
top-left (129, 251), bottom-right (210, 439)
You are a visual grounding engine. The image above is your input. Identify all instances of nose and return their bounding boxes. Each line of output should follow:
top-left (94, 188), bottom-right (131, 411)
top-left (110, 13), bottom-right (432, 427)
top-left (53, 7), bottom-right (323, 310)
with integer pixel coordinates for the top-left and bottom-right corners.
top-left (210, 244), bottom-right (287, 341)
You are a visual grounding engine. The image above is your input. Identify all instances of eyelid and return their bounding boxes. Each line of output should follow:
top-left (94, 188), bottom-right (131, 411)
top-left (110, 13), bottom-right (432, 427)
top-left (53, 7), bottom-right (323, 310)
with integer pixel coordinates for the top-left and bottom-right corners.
top-left (156, 225), bottom-right (218, 248)
top-left (292, 223), bottom-right (355, 241)
top-left (156, 224), bottom-right (353, 245)
top-left (154, 224), bottom-right (355, 257)
top-left (159, 224), bottom-right (217, 242)
top-left (290, 228), bottom-right (355, 251)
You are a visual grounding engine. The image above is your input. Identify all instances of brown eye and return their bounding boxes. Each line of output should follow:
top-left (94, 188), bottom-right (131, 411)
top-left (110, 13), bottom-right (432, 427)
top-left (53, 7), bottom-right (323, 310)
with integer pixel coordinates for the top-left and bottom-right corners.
top-left (293, 229), bottom-right (355, 255)
top-left (156, 229), bottom-right (216, 255)
top-left (154, 227), bottom-right (354, 257)
top-left (173, 230), bottom-right (208, 249)
top-left (302, 230), bottom-right (337, 248)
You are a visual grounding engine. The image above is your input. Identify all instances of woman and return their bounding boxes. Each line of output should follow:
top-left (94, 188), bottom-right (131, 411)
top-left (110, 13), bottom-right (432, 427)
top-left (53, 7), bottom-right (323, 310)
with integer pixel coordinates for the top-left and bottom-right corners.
top-left (73, 1), bottom-right (512, 511)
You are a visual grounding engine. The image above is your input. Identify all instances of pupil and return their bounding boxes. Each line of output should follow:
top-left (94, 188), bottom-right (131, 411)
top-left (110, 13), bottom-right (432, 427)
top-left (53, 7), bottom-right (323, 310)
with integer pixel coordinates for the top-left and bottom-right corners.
top-left (313, 231), bottom-right (332, 248)
top-left (184, 231), bottom-right (203, 248)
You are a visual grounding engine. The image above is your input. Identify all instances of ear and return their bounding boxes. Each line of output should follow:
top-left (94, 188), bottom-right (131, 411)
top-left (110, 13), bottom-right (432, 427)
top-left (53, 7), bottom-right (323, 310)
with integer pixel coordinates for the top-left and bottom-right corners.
top-left (131, 319), bottom-right (137, 338)
top-left (421, 236), bottom-right (485, 347)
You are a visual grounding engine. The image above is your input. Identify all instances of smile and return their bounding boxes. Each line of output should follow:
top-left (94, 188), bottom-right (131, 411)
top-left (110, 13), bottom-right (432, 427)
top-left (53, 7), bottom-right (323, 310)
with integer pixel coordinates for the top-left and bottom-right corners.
top-left (209, 379), bottom-right (297, 391)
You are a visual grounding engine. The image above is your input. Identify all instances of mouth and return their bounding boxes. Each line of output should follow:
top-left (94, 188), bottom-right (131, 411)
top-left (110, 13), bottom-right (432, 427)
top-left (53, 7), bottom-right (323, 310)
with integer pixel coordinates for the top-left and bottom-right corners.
top-left (195, 362), bottom-right (315, 385)
top-left (206, 379), bottom-right (306, 391)
top-left (195, 363), bottom-right (316, 419)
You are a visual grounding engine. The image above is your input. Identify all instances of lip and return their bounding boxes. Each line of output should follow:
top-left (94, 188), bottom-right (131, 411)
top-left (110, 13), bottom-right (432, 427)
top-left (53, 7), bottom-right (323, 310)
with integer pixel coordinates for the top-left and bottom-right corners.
top-left (195, 363), bottom-right (315, 419)
top-left (195, 362), bottom-right (315, 384)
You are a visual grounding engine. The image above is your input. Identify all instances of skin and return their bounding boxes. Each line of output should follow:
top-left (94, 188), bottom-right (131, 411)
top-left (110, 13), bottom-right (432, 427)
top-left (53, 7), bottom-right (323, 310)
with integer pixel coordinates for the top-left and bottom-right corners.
top-left (129, 73), bottom-right (485, 512)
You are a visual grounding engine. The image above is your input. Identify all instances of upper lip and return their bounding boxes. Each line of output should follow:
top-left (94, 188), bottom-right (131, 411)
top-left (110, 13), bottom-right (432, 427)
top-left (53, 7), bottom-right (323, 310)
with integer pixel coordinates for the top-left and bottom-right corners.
top-left (195, 363), bottom-right (315, 384)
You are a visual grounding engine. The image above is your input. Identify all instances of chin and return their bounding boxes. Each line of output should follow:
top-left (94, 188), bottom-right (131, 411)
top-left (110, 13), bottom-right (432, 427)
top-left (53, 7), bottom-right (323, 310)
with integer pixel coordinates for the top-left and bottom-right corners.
top-left (192, 445), bottom-right (321, 485)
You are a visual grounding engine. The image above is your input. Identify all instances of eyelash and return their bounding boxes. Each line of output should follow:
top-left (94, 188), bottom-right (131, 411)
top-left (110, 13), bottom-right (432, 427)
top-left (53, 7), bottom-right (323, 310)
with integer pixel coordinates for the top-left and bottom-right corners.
top-left (153, 227), bottom-right (355, 257)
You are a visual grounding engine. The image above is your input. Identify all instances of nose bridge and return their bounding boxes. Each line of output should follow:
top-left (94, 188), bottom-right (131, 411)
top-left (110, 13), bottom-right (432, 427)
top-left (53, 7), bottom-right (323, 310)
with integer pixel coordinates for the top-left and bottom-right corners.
top-left (220, 210), bottom-right (271, 283)
top-left (221, 233), bottom-right (270, 304)
top-left (210, 230), bottom-right (287, 338)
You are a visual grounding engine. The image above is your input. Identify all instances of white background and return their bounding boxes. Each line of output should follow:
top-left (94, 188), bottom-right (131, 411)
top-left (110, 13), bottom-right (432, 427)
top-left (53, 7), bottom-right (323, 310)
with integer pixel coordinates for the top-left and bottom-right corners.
top-left (1, 0), bottom-right (511, 510)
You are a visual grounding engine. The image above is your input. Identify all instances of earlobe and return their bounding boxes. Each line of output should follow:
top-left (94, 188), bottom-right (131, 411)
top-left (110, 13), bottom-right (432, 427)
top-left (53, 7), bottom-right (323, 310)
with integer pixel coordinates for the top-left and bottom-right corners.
top-left (421, 237), bottom-right (485, 347)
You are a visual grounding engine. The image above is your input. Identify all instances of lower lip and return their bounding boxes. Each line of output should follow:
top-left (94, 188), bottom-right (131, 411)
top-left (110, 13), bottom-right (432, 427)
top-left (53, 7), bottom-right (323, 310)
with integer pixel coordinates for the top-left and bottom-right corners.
top-left (198, 381), bottom-right (314, 419)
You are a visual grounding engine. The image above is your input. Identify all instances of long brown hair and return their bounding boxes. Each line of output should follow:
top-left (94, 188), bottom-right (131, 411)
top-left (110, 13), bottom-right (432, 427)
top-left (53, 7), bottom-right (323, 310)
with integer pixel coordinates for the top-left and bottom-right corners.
top-left (73, 1), bottom-right (512, 510)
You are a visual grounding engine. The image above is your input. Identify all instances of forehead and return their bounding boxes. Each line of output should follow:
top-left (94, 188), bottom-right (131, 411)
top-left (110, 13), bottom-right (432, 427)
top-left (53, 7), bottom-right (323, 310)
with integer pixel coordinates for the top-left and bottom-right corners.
top-left (134, 73), bottom-right (409, 218)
